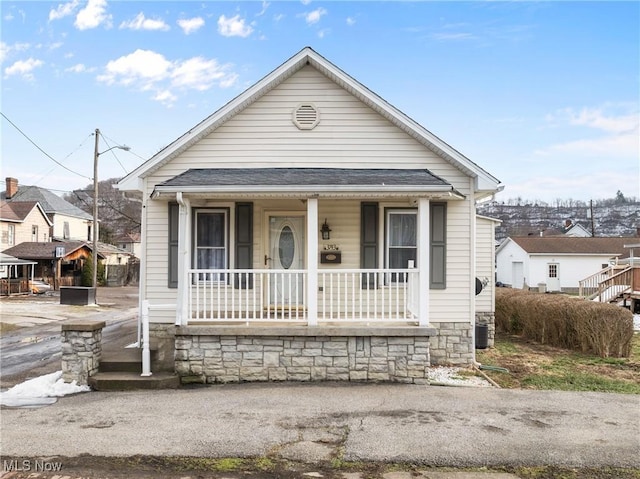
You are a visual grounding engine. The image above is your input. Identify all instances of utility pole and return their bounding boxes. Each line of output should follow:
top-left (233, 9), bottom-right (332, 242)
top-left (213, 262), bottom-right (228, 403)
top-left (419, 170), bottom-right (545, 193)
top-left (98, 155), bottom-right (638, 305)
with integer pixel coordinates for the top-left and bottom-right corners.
top-left (93, 128), bottom-right (100, 290)
top-left (589, 199), bottom-right (595, 237)
top-left (91, 129), bottom-right (130, 300)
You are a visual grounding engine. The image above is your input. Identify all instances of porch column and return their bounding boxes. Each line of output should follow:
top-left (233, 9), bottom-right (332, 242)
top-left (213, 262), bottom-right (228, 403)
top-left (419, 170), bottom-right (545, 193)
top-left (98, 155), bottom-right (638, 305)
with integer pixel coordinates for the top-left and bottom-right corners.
top-left (176, 193), bottom-right (191, 326)
top-left (417, 198), bottom-right (430, 326)
top-left (307, 197), bottom-right (318, 326)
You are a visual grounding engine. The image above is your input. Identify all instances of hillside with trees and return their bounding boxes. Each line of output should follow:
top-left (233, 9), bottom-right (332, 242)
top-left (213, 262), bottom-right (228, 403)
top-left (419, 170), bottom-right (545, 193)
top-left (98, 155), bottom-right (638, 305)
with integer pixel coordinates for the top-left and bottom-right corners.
top-left (63, 178), bottom-right (142, 244)
top-left (478, 191), bottom-right (639, 243)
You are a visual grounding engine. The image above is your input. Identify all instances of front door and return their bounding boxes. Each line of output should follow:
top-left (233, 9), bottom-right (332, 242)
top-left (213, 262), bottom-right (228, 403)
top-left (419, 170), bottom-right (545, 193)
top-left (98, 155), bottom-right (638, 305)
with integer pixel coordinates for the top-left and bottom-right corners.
top-left (267, 215), bottom-right (305, 307)
top-left (547, 263), bottom-right (560, 291)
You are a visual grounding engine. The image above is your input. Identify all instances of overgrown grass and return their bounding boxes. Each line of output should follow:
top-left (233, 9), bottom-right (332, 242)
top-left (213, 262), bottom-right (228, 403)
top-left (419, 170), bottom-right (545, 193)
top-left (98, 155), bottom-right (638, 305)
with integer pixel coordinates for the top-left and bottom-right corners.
top-left (477, 332), bottom-right (640, 393)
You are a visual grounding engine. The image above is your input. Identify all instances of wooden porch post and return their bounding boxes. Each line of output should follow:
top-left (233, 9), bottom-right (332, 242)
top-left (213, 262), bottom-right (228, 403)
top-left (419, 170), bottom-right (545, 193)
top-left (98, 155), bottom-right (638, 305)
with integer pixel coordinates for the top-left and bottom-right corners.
top-left (418, 198), bottom-right (430, 326)
top-left (307, 197), bottom-right (318, 326)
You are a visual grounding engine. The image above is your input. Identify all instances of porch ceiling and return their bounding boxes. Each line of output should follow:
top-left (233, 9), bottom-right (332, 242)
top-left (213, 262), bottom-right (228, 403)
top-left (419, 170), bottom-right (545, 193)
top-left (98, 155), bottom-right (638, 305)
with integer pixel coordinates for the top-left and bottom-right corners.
top-left (151, 168), bottom-right (465, 200)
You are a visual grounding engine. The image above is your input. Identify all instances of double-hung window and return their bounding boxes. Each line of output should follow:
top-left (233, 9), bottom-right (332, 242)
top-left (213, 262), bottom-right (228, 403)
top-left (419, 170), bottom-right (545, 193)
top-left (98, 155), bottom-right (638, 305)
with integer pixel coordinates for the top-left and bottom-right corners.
top-left (194, 209), bottom-right (227, 282)
top-left (386, 209), bottom-right (417, 283)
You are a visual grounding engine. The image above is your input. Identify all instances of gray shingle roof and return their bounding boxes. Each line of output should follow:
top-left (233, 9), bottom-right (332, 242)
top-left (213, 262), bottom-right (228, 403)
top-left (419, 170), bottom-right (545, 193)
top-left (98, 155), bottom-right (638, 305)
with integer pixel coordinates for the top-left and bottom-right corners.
top-left (158, 168), bottom-right (452, 188)
top-left (1, 185), bottom-right (92, 220)
top-left (2, 241), bottom-right (91, 260)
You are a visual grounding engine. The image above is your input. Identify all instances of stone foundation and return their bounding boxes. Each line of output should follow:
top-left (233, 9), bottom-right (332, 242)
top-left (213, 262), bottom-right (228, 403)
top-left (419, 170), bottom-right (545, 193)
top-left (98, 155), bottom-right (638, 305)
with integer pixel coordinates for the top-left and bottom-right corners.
top-left (174, 326), bottom-right (436, 384)
top-left (475, 312), bottom-right (496, 348)
top-left (61, 320), bottom-right (105, 385)
top-left (428, 322), bottom-right (474, 366)
top-left (149, 323), bottom-right (176, 371)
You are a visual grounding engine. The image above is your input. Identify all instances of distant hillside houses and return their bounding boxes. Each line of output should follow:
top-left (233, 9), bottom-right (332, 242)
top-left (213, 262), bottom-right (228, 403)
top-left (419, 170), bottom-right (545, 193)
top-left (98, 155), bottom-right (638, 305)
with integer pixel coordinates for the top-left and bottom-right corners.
top-left (477, 200), bottom-right (640, 243)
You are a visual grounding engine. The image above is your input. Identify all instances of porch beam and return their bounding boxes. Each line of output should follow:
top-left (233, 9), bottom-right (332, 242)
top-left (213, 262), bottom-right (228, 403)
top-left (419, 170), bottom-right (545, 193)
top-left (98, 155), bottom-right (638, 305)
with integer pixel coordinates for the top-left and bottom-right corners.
top-left (307, 197), bottom-right (318, 326)
top-left (418, 198), bottom-right (430, 326)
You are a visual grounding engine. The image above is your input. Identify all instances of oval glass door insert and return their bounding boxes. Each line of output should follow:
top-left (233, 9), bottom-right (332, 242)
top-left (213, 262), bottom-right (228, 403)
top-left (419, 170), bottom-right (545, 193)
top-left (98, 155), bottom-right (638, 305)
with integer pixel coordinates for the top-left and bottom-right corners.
top-left (279, 225), bottom-right (295, 269)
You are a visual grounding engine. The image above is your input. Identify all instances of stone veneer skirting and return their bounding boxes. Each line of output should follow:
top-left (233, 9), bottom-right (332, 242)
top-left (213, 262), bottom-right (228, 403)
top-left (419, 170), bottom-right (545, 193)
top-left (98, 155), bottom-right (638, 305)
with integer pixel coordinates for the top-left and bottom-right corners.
top-left (428, 322), bottom-right (474, 366)
top-left (174, 326), bottom-right (437, 384)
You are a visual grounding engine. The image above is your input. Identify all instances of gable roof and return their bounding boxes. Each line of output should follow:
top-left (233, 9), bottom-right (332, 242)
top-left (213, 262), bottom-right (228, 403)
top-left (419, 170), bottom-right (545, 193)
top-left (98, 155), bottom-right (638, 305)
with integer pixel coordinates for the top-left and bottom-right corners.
top-left (118, 47), bottom-right (501, 196)
top-left (0, 201), bottom-right (53, 225)
top-left (152, 168), bottom-right (463, 199)
top-left (500, 236), bottom-right (635, 258)
top-left (2, 241), bottom-right (103, 260)
top-left (1, 185), bottom-right (92, 221)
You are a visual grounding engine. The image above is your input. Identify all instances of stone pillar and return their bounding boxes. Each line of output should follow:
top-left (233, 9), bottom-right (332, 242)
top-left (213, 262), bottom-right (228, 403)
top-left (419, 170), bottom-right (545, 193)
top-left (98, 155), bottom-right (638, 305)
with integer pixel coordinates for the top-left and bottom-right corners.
top-left (61, 320), bottom-right (105, 385)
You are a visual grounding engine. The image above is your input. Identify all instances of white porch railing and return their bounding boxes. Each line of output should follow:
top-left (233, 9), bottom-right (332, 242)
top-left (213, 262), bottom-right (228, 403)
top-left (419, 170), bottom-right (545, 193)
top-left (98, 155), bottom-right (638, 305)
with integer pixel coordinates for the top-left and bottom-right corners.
top-left (187, 268), bottom-right (419, 323)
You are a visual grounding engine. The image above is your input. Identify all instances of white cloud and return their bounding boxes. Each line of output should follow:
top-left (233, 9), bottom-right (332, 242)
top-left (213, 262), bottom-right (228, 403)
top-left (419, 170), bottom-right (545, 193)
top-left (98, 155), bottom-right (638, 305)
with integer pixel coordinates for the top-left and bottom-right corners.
top-left (4, 58), bottom-right (44, 81)
top-left (273, 13), bottom-right (285, 22)
top-left (301, 0), bottom-right (312, 5)
top-left (303, 7), bottom-right (327, 25)
top-left (171, 57), bottom-right (233, 91)
top-left (49, 0), bottom-right (81, 21)
top-left (0, 41), bottom-right (30, 64)
top-left (177, 17), bottom-right (205, 35)
top-left (120, 12), bottom-right (170, 31)
top-left (257, 1), bottom-right (270, 17)
top-left (66, 63), bottom-right (86, 73)
top-left (217, 14), bottom-right (254, 37)
top-left (98, 49), bottom-right (171, 87)
top-left (539, 105), bottom-right (640, 159)
top-left (346, 17), bottom-right (356, 26)
top-left (75, 0), bottom-right (112, 30)
top-left (318, 28), bottom-right (330, 39)
top-left (431, 32), bottom-right (475, 41)
top-left (97, 49), bottom-right (238, 106)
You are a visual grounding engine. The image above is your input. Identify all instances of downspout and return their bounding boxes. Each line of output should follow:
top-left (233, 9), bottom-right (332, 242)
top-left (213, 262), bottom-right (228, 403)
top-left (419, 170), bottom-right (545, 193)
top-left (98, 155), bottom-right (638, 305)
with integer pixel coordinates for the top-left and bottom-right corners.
top-left (176, 192), bottom-right (191, 326)
top-left (470, 178), bottom-right (478, 365)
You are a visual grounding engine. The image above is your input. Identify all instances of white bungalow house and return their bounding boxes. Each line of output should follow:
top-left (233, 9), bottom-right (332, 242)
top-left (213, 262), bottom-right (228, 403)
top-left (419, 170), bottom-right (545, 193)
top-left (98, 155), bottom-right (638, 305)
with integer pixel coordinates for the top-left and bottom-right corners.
top-left (496, 236), bottom-right (634, 293)
top-left (117, 47), bottom-right (502, 384)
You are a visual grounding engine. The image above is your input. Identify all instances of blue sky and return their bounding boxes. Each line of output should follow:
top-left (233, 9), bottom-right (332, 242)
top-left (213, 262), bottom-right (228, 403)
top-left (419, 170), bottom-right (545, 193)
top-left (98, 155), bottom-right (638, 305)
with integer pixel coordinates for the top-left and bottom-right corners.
top-left (1, 1), bottom-right (638, 203)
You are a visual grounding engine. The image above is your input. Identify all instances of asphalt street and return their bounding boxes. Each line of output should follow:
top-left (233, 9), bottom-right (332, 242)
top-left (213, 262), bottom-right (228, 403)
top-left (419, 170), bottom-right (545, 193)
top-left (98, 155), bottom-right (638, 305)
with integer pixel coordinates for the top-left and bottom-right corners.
top-left (1, 382), bottom-right (639, 469)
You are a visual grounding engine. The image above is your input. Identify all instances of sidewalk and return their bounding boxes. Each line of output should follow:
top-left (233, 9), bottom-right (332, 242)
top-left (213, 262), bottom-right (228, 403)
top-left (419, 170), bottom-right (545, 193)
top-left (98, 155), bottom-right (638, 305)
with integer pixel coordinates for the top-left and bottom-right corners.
top-left (2, 382), bottom-right (639, 473)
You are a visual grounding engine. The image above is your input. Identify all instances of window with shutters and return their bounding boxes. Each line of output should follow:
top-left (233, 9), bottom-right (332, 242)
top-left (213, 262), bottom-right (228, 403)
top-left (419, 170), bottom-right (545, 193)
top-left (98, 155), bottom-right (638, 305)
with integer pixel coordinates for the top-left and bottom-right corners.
top-left (194, 209), bottom-right (228, 282)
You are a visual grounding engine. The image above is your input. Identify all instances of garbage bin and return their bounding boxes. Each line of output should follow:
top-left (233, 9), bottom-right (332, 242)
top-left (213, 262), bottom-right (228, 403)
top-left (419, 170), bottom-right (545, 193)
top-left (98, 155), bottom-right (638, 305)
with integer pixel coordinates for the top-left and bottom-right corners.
top-left (475, 323), bottom-right (488, 350)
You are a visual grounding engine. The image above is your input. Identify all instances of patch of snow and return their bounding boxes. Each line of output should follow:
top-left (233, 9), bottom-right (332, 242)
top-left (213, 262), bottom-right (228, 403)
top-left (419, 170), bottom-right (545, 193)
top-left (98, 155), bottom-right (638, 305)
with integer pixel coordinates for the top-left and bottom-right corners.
top-left (427, 366), bottom-right (492, 387)
top-left (634, 314), bottom-right (640, 332)
top-left (0, 371), bottom-right (90, 408)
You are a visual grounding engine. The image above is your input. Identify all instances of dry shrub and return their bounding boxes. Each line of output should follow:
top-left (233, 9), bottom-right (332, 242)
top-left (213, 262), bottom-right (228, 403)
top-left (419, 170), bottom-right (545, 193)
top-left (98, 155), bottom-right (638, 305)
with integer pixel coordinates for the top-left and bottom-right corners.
top-left (495, 288), bottom-right (634, 358)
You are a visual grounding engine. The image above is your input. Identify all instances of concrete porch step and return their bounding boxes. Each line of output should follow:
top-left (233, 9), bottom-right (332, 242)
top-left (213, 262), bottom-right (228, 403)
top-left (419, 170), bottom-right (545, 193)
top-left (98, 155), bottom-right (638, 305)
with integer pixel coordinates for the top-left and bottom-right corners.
top-left (99, 347), bottom-right (159, 374)
top-left (89, 371), bottom-right (181, 391)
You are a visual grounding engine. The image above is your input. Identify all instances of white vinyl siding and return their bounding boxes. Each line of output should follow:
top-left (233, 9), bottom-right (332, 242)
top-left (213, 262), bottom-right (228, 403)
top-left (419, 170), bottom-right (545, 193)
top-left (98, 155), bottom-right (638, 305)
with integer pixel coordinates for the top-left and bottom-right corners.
top-left (140, 66), bottom-right (478, 325)
top-left (147, 66), bottom-right (471, 197)
top-left (475, 216), bottom-right (497, 314)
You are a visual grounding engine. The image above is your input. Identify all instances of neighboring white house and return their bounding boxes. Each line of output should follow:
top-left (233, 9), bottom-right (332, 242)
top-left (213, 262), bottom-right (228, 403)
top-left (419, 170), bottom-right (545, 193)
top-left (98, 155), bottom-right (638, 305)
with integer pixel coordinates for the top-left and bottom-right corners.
top-left (118, 47), bottom-right (503, 383)
top-left (496, 236), bottom-right (634, 292)
top-left (1, 178), bottom-right (94, 242)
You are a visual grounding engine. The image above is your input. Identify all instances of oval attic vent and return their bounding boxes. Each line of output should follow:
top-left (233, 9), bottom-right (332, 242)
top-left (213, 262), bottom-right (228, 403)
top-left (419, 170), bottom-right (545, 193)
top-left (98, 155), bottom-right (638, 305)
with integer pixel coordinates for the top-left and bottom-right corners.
top-left (293, 103), bottom-right (320, 130)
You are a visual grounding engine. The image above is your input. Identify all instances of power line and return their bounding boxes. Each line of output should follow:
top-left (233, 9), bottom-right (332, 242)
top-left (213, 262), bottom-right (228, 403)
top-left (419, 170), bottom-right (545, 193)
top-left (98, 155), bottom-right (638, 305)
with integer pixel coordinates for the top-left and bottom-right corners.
top-left (100, 134), bottom-right (129, 174)
top-left (1, 111), bottom-right (93, 181)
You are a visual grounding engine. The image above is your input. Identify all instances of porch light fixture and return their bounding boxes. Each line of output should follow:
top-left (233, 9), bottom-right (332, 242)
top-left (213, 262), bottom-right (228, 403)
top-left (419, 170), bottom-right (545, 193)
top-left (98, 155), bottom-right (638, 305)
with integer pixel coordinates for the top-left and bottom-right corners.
top-left (321, 219), bottom-right (332, 240)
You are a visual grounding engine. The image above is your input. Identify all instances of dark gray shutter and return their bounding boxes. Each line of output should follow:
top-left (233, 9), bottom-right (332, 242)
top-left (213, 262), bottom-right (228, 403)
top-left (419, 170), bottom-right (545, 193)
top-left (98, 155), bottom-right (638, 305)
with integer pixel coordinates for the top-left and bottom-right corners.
top-left (361, 202), bottom-right (378, 289)
top-left (430, 202), bottom-right (446, 289)
top-left (168, 202), bottom-right (179, 288)
top-left (235, 202), bottom-right (253, 289)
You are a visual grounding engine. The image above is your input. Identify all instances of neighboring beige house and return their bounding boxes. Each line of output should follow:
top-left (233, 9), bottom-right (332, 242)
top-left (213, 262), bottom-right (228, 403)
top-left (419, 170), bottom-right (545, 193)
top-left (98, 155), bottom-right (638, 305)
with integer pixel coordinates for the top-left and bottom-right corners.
top-left (118, 47), bottom-right (503, 383)
top-left (1, 178), bottom-right (94, 242)
top-left (114, 232), bottom-right (141, 258)
top-left (0, 200), bottom-right (53, 246)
